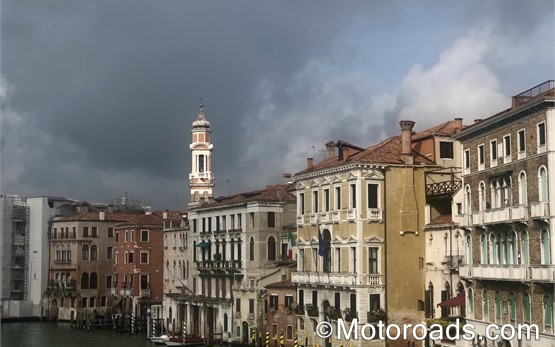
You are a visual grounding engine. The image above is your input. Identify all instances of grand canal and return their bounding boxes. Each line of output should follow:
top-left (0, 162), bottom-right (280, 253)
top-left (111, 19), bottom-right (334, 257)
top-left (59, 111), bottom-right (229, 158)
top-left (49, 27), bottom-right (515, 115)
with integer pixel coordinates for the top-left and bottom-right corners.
top-left (1, 322), bottom-right (153, 347)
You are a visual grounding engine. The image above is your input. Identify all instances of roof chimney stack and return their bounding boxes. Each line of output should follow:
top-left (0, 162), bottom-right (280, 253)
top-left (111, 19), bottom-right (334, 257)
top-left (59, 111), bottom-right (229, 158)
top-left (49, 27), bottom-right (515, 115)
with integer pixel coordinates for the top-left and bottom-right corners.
top-left (325, 141), bottom-right (336, 159)
top-left (453, 118), bottom-right (463, 133)
top-left (283, 173), bottom-right (292, 184)
top-left (307, 158), bottom-right (314, 170)
top-left (341, 147), bottom-right (350, 161)
top-left (400, 120), bottom-right (415, 165)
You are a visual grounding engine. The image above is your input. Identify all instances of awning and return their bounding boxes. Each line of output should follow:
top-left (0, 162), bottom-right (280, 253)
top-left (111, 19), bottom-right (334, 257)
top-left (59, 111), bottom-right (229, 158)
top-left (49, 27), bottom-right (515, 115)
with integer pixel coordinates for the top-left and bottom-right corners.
top-left (196, 241), bottom-right (210, 248)
top-left (437, 293), bottom-right (465, 308)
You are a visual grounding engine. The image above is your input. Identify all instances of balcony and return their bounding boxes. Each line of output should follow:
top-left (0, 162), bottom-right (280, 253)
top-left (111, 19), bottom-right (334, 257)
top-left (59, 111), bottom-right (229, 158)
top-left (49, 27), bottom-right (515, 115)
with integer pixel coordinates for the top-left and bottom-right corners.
top-left (309, 213), bottom-right (318, 225)
top-left (331, 211), bottom-right (341, 223)
top-left (319, 212), bottom-right (330, 223)
top-left (459, 265), bottom-right (555, 282)
top-left (140, 289), bottom-right (150, 298)
top-left (366, 208), bottom-right (383, 223)
top-left (347, 208), bottom-right (357, 221)
top-left (120, 289), bottom-right (132, 296)
top-left (530, 201), bottom-right (549, 219)
top-left (109, 288), bottom-right (116, 295)
top-left (292, 272), bottom-right (381, 287)
top-left (461, 205), bottom-right (530, 227)
top-left (228, 228), bottom-right (243, 234)
top-left (174, 279), bottom-right (185, 288)
top-left (296, 215), bottom-right (304, 226)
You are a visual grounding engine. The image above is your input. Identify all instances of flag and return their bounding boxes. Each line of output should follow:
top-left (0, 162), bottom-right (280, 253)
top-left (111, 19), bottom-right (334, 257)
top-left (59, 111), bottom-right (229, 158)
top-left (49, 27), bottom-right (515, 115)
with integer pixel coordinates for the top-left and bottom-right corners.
top-left (287, 229), bottom-right (296, 260)
top-left (318, 230), bottom-right (328, 257)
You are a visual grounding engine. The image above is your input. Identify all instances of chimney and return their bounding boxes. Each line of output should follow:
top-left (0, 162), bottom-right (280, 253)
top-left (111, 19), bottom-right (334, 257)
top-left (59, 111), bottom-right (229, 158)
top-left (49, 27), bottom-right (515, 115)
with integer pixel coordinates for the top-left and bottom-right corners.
top-left (163, 211), bottom-right (168, 219)
top-left (400, 120), bottom-right (415, 164)
top-left (99, 211), bottom-right (105, 221)
top-left (307, 158), bottom-right (314, 170)
top-left (341, 147), bottom-right (350, 161)
top-left (283, 173), bottom-right (292, 184)
top-left (325, 141), bottom-right (336, 159)
top-left (453, 118), bottom-right (463, 133)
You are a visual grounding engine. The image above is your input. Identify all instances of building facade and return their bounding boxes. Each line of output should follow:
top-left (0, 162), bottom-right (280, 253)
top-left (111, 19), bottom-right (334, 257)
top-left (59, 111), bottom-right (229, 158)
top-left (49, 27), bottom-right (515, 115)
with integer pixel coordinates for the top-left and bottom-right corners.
top-left (292, 119), bottom-right (464, 347)
top-left (455, 80), bottom-right (555, 346)
top-left (266, 280), bottom-right (297, 347)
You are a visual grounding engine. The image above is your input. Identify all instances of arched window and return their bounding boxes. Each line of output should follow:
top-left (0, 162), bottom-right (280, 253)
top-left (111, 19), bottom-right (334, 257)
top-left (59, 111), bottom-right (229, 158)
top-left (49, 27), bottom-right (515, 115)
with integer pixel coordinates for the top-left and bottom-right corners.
top-left (499, 233), bottom-right (506, 265)
top-left (478, 182), bottom-right (486, 211)
top-left (61, 245), bottom-right (67, 261)
top-left (509, 292), bottom-right (516, 323)
top-left (90, 245), bottom-right (98, 261)
top-left (468, 288), bottom-right (474, 317)
top-left (321, 229), bottom-right (331, 273)
top-left (268, 236), bottom-right (276, 261)
top-left (82, 245), bottom-right (89, 260)
top-left (249, 237), bottom-right (255, 261)
top-left (466, 235), bottom-right (473, 264)
top-left (495, 291), bottom-right (502, 322)
top-left (56, 245), bottom-right (61, 261)
top-left (490, 233), bottom-right (498, 265)
top-left (55, 273), bottom-right (60, 284)
top-left (490, 180), bottom-right (498, 209)
top-left (67, 246), bottom-right (72, 262)
top-left (482, 290), bottom-right (489, 321)
top-left (524, 293), bottom-right (531, 323)
top-left (541, 229), bottom-right (551, 265)
top-left (544, 295), bottom-right (553, 331)
top-left (237, 238), bottom-right (242, 260)
top-left (81, 272), bottom-right (89, 289)
top-left (521, 231), bottom-right (529, 265)
top-left (480, 234), bottom-right (488, 264)
top-left (66, 273), bottom-right (71, 287)
top-left (464, 185), bottom-right (471, 213)
top-left (224, 313), bottom-right (229, 332)
top-left (519, 171), bottom-right (527, 205)
top-left (90, 272), bottom-right (98, 289)
top-left (502, 177), bottom-right (511, 206)
top-left (539, 166), bottom-right (549, 201)
top-left (507, 231), bottom-right (516, 265)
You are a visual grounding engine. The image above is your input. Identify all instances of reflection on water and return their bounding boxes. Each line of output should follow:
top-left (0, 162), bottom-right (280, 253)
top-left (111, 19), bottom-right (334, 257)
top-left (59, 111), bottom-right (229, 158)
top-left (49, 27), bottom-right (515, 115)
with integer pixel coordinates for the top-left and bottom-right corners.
top-left (1, 322), bottom-right (153, 347)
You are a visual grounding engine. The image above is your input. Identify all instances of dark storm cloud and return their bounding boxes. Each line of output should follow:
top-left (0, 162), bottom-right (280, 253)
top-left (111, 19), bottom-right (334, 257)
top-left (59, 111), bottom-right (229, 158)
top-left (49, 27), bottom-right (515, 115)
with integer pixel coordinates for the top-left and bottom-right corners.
top-left (1, 0), bottom-right (553, 208)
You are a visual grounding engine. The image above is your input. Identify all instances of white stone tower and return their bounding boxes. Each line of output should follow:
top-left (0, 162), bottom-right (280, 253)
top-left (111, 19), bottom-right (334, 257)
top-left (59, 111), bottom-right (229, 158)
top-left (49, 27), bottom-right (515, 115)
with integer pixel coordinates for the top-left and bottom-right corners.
top-left (189, 101), bottom-right (214, 206)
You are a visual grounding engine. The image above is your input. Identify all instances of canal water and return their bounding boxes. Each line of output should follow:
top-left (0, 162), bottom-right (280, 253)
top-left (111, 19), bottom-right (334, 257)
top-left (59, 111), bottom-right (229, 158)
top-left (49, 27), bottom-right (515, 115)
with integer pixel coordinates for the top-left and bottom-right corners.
top-left (1, 322), bottom-right (153, 347)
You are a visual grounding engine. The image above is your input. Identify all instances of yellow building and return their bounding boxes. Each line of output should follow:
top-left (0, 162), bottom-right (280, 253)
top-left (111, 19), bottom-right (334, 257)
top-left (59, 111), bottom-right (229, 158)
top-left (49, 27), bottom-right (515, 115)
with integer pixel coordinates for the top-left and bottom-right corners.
top-left (292, 119), bottom-right (464, 347)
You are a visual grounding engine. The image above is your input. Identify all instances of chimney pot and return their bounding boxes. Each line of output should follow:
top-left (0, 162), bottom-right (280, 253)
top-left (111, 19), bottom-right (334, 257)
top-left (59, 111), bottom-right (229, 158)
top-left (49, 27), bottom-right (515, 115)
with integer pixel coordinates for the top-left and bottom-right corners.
top-left (399, 120), bottom-right (415, 155)
top-left (453, 118), bottom-right (463, 133)
top-left (325, 141), bottom-right (336, 159)
top-left (307, 158), bottom-right (314, 169)
top-left (341, 147), bottom-right (350, 161)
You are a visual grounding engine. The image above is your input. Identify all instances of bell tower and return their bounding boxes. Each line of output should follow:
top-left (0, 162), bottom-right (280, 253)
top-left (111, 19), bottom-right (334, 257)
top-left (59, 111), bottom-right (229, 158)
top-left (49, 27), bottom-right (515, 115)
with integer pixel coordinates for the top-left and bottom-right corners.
top-left (189, 100), bottom-right (214, 206)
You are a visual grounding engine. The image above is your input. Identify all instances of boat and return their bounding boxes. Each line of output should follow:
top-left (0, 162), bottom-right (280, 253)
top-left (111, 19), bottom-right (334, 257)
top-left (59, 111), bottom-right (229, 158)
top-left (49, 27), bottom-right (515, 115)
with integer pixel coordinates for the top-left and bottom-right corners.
top-left (150, 335), bottom-right (170, 344)
top-left (164, 335), bottom-right (204, 347)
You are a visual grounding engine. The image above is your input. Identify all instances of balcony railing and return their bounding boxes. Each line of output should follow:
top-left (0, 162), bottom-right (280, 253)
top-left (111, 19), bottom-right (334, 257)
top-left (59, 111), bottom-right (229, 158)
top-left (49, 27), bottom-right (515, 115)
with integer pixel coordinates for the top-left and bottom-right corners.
top-left (367, 208), bottom-right (383, 223)
top-left (530, 201), bottom-right (549, 218)
top-left (319, 212), bottom-right (330, 223)
top-left (292, 272), bottom-right (382, 286)
top-left (331, 211), bottom-right (341, 223)
top-left (347, 208), bottom-right (357, 221)
top-left (309, 213), bottom-right (318, 225)
top-left (296, 215), bottom-right (304, 226)
top-left (460, 264), bottom-right (555, 282)
top-left (460, 205), bottom-right (531, 226)
top-left (120, 289), bottom-right (132, 296)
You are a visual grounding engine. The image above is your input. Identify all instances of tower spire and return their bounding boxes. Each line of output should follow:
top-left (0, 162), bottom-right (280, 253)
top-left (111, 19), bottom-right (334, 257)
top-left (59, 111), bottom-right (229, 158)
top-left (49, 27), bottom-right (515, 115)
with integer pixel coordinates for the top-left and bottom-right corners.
top-left (189, 101), bottom-right (214, 207)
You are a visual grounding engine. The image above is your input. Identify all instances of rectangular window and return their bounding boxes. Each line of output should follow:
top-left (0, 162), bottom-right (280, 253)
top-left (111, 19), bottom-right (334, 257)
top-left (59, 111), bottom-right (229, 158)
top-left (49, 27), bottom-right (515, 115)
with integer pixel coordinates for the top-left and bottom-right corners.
top-left (286, 326), bottom-right (293, 340)
top-left (299, 193), bottom-right (305, 215)
top-left (106, 275), bottom-right (112, 289)
top-left (350, 247), bottom-right (357, 272)
top-left (72, 227), bottom-right (76, 239)
top-left (312, 190), bottom-right (319, 213)
top-left (91, 227), bottom-right (98, 237)
top-left (130, 230), bottom-right (135, 242)
top-left (334, 186), bottom-right (341, 210)
top-left (249, 299), bottom-right (255, 314)
top-left (268, 212), bottom-right (275, 228)
top-left (298, 289), bottom-right (304, 307)
top-left (249, 212), bottom-right (255, 228)
top-left (140, 274), bottom-right (148, 290)
top-left (237, 214), bottom-right (242, 228)
top-left (490, 140), bottom-right (497, 166)
top-left (518, 129), bottom-right (526, 152)
top-left (140, 252), bottom-right (149, 264)
top-left (335, 292), bottom-right (341, 310)
top-left (285, 295), bottom-right (293, 309)
top-left (503, 135), bottom-right (511, 161)
top-left (115, 231), bottom-right (119, 243)
top-left (464, 149), bottom-right (470, 172)
top-left (369, 247), bottom-right (378, 274)
top-left (83, 227), bottom-right (89, 237)
top-left (128, 252), bottom-right (134, 264)
top-left (478, 144), bottom-right (485, 166)
top-left (125, 231), bottom-right (129, 242)
top-left (141, 230), bottom-right (149, 242)
top-left (350, 293), bottom-right (357, 312)
top-left (439, 141), bottom-right (454, 159)
top-left (312, 290), bottom-right (318, 306)
top-left (367, 184), bottom-right (378, 208)
top-left (115, 252), bottom-right (119, 264)
top-left (538, 122), bottom-right (546, 149)
top-left (108, 227), bottom-right (114, 238)
top-left (323, 189), bottom-right (330, 212)
top-left (350, 184), bottom-right (356, 208)
top-left (369, 294), bottom-right (380, 312)
top-left (236, 299), bottom-right (241, 312)
top-left (107, 247), bottom-right (113, 260)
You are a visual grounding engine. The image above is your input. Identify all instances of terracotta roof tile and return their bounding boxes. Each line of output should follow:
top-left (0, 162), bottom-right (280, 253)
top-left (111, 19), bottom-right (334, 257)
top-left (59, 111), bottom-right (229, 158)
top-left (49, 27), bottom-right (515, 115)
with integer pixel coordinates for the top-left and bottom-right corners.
top-left (55, 212), bottom-right (142, 222)
top-left (427, 214), bottom-right (453, 226)
top-left (265, 280), bottom-right (294, 289)
top-left (193, 183), bottom-right (296, 210)
top-left (115, 213), bottom-right (164, 227)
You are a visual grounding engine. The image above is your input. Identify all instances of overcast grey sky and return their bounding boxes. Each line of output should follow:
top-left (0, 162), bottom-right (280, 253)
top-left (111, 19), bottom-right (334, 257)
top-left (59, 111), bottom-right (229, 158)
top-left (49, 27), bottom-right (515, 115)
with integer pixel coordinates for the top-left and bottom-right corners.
top-left (1, 0), bottom-right (553, 209)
